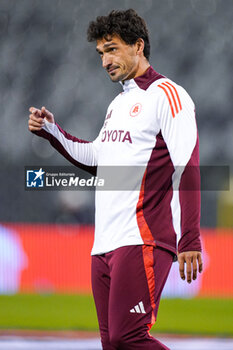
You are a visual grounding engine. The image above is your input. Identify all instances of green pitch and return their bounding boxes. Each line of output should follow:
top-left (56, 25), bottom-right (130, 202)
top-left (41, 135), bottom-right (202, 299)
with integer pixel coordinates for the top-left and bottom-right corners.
top-left (0, 294), bottom-right (232, 336)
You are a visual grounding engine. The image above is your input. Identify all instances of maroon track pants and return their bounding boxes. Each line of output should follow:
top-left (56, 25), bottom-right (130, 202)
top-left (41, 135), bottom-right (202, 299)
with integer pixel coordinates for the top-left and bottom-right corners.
top-left (91, 245), bottom-right (173, 350)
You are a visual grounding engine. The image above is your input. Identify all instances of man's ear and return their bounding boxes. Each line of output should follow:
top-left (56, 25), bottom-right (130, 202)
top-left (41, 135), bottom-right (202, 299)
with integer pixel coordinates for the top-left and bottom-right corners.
top-left (136, 38), bottom-right (145, 55)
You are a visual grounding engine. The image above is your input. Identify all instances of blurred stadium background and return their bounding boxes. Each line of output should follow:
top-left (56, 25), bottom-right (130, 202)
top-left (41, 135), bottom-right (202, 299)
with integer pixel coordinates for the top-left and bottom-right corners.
top-left (0, 0), bottom-right (233, 342)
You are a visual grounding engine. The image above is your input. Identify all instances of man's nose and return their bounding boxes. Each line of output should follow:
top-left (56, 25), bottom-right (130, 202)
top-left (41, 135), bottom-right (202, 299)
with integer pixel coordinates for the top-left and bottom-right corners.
top-left (102, 54), bottom-right (111, 69)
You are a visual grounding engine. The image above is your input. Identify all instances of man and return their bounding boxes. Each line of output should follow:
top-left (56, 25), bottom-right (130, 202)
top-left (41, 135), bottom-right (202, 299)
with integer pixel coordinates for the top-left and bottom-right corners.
top-left (28, 9), bottom-right (203, 350)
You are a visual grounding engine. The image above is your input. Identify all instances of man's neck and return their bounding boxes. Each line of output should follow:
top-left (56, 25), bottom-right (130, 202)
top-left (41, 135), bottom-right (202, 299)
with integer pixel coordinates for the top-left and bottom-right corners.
top-left (134, 60), bottom-right (150, 79)
top-left (122, 60), bottom-right (150, 83)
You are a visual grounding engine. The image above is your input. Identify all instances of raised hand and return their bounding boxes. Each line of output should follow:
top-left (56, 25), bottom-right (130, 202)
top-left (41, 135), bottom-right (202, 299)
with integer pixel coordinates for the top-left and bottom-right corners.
top-left (28, 106), bottom-right (55, 132)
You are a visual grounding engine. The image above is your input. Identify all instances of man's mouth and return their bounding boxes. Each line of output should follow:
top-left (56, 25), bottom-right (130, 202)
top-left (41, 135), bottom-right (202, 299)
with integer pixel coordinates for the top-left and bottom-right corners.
top-left (107, 66), bottom-right (119, 74)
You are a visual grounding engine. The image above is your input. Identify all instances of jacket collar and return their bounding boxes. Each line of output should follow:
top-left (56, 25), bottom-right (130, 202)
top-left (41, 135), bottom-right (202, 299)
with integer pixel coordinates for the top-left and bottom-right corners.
top-left (120, 66), bottom-right (165, 92)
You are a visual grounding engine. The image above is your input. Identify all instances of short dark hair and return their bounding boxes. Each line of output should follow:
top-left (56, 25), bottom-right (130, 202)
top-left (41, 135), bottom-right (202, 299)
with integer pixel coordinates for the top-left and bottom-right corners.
top-left (87, 9), bottom-right (150, 60)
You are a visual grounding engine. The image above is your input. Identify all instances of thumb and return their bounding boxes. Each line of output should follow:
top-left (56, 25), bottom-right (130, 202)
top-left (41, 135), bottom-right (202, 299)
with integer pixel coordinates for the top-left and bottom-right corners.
top-left (41, 106), bottom-right (54, 123)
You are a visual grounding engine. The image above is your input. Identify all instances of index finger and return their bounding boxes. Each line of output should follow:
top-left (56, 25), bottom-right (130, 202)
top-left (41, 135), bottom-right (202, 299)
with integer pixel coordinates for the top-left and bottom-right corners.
top-left (29, 107), bottom-right (41, 117)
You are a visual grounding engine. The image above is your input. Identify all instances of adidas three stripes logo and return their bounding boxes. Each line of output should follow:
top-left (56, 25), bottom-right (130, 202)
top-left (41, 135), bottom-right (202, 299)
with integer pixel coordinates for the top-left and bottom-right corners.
top-left (130, 301), bottom-right (146, 314)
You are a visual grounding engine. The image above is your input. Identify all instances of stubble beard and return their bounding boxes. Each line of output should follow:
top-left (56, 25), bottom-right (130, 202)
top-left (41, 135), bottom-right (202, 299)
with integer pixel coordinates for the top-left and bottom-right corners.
top-left (109, 75), bottom-right (122, 83)
top-left (108, 70), bottom-right (130, 83)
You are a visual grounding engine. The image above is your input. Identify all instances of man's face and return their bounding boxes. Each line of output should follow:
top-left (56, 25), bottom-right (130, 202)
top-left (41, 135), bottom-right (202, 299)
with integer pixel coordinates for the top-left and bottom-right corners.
top-left (96, 35), bottom-right (140, 82)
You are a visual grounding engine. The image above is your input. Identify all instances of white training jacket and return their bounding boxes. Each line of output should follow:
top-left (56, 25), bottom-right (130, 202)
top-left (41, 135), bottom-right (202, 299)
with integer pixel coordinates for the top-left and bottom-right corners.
top-left (35, 66), bottom-right (201, 256)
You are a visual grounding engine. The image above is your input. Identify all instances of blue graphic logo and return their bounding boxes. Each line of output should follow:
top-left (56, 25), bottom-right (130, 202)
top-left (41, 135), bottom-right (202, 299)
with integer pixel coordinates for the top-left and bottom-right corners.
top-left (26, 168), bottom-right (45, 188)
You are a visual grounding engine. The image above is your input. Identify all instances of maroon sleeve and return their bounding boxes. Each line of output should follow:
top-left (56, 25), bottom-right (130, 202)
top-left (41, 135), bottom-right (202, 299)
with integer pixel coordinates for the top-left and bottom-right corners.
top-left (178, 135), bottom-right (202, 253)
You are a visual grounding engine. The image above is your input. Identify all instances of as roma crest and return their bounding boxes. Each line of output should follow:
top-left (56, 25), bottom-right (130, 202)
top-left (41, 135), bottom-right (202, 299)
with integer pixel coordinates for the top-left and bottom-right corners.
top-left (130, 103), bottom-right (142, 117)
